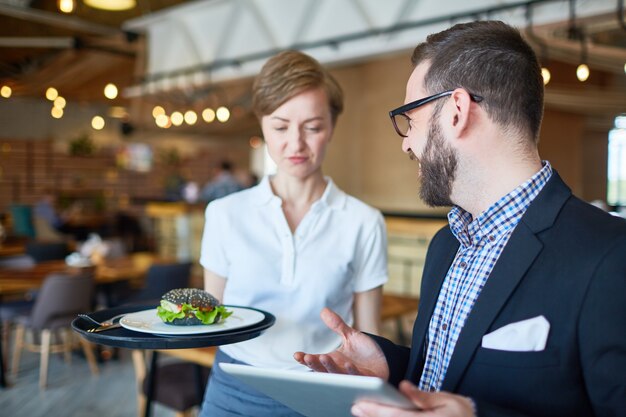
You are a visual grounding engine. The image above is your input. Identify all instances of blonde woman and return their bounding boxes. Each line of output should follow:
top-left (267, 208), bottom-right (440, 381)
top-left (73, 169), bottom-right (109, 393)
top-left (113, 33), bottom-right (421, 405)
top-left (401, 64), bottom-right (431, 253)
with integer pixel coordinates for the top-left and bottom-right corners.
top-left (199, 50), bottom-right (388, 416)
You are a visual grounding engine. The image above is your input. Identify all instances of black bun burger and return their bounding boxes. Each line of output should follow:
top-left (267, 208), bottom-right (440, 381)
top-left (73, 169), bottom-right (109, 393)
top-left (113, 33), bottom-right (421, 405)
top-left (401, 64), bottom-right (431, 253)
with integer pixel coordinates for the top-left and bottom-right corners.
top-left (156, 288), bottom-right (232, 326)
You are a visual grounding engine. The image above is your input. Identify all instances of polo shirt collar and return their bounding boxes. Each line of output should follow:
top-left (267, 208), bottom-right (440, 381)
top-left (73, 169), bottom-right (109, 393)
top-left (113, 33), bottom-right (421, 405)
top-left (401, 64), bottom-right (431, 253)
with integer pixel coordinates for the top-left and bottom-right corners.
top-left (252, 175), bottom-right (346, 210)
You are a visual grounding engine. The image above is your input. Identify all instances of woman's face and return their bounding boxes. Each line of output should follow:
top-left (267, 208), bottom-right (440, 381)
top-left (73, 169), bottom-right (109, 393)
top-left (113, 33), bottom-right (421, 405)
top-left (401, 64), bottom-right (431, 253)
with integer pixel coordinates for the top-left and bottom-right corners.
top-left (261, 88), bottom-right (334, 180)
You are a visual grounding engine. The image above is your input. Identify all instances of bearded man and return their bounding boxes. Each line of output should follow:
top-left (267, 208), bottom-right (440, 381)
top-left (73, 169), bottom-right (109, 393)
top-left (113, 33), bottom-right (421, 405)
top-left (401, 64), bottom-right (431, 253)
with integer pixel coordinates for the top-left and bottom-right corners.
top-left (295, 20), bottom-right (626, 417)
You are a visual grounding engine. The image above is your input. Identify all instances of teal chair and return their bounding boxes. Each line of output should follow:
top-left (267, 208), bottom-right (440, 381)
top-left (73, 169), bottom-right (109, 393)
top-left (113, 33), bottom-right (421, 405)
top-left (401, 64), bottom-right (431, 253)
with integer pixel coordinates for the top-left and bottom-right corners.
top-left (9, 205), bottom-right (35, 238)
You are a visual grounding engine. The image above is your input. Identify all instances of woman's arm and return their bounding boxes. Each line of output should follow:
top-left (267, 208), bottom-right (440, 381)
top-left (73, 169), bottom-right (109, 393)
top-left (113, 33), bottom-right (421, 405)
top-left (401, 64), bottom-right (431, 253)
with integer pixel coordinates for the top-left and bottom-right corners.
top-left (204, 268), bottom-right (227, 303)
top-left (352, 285), bottom-right (383, 335)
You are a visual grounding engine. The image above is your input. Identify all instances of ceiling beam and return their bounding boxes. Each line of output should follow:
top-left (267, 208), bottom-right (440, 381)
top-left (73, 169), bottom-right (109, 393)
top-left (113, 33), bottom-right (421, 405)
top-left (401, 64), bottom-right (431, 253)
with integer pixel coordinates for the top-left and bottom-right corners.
top-left (0, 36), bottom-right (74, 48)
top-left (546, 87), bottom-right (626, 115)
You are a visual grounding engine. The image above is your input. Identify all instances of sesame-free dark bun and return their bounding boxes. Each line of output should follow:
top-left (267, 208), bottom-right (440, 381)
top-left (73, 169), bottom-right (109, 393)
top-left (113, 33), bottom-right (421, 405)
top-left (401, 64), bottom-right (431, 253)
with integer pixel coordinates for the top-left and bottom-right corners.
top-left (161, 288), bottom-right (221, 326)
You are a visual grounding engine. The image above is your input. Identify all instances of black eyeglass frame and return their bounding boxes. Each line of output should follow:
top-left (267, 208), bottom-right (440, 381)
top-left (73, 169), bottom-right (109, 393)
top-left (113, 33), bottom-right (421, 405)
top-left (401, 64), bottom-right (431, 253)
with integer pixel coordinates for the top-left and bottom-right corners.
top-left (389, 90), bottom-right (484, 138)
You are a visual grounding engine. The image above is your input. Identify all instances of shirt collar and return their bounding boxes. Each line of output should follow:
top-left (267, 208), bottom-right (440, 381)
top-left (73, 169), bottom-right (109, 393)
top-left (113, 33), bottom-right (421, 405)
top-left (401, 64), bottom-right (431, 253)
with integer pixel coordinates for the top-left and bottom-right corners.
top-left (449, 161), bottom-right (553, 247)
top-left (251, 175), bottom-right (346, 210)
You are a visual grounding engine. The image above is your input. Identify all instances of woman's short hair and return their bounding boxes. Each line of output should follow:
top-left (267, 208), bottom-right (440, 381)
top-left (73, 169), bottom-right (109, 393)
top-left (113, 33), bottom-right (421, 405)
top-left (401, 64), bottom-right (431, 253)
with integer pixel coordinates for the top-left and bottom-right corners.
top-left (252, 50), bottom-right (344, 124)
top-left (412, 20), bottom-right (544, 143)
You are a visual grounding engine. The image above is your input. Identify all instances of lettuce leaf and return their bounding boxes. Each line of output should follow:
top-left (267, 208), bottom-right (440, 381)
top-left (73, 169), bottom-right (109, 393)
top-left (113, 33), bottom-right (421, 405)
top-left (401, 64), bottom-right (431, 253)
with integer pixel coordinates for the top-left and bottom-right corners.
top-left (157, 301), bottom-right (233, 325)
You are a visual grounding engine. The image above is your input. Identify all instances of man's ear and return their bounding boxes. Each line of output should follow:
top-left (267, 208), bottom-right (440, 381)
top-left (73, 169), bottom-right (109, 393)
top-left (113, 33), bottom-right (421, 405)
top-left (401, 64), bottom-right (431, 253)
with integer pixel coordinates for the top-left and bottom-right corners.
top-left (447, 89), bottom-right (473, 137)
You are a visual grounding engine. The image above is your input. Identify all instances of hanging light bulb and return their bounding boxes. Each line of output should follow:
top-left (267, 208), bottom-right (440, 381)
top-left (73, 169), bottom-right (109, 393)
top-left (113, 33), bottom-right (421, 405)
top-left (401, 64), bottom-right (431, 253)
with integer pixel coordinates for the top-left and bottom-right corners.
top-left (58, 0), bottom-right (74, 13)
top-left (54, 96), bottom-right (66, 109)
top-left (45, 87), bottom-right (58, 101)
top-left (104, 83), bottom-right (118, 100)
top-left (184, 110), bottom-right (198, 125)
top-left (84, 0), bottom-right (136, 11)
top-left (541, 67), bottom-right (551, 85)
top-left (54, 96), bottom-right (66, 110)
top-left (525, 5), bottom-right (552, 87)
top-left (51, 107), bottom-right (63, 119)
top-left (155, 114), bottom-right (170, 128)
top-left (91, 116), bottom-right (105, 130)
top-left (170, 111), bottom-right (184, 126)
top-left (152, 105), bottom-right (165, 118)
top-left (202, 108), bottom-right (216, 123)
top-left (216, 106), bottom-right (230, 123)
top-left (623, 62), bottom-right (626, 74)
top-left (576, 64), bottom-right (589, 82)
top-left (574, 29), bottom-right (590, 83)
top-left (0, 86), bottom-right (11, 98)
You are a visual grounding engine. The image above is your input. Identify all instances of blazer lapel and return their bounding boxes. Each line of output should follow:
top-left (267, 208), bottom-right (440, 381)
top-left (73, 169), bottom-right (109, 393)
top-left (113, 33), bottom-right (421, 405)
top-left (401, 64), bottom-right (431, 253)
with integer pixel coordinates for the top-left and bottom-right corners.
top-left (441, 172), bottom-right (572, 392)
top-left (406, 229), bottom-right (458, 382)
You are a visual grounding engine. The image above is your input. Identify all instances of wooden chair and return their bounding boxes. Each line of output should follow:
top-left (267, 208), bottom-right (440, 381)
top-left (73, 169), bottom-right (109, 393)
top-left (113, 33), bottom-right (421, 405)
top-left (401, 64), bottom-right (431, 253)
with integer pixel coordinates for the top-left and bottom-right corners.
top-left (10, 272), bottom-right (99, 388)
top-left (381, 293), bottom-right (420, 344)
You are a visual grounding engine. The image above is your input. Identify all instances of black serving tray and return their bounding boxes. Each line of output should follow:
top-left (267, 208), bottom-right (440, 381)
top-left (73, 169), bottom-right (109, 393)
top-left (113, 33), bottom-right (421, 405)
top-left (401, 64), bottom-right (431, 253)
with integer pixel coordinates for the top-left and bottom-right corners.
top-left (72, 304), bottom-right (275, 350)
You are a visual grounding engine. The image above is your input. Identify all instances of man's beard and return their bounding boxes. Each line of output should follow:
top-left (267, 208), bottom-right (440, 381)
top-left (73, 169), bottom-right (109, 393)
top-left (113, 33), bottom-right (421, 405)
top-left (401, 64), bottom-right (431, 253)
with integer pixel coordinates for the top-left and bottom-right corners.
top-left (417, 114), bottom-right (458, 207)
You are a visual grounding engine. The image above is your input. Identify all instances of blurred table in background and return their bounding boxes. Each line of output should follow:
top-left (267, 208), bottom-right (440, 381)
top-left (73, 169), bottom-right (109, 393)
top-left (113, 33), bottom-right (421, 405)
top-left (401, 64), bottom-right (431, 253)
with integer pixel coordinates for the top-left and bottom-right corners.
top-left (0, 237), bottom-right (27, 258)
top-left (0, 254), bottom-right (159, 294)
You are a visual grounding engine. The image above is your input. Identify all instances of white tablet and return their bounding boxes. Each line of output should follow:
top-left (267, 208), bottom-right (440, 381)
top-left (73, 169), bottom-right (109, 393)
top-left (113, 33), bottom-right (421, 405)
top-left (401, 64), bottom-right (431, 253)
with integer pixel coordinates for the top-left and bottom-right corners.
top-left (220, 363), bottom-right (416, 417)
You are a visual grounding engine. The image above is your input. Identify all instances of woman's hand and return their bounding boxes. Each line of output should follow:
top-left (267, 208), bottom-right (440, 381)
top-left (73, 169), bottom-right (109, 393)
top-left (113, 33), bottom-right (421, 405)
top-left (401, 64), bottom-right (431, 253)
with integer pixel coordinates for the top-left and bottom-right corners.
top-left (294, 308), bottom-right (389, 379)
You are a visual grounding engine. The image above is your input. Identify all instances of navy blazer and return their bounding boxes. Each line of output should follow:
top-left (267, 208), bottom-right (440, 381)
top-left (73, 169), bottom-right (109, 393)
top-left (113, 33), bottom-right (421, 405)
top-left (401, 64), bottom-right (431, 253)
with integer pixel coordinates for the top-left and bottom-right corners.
top-left (373, 172), bottom-right (626, 417)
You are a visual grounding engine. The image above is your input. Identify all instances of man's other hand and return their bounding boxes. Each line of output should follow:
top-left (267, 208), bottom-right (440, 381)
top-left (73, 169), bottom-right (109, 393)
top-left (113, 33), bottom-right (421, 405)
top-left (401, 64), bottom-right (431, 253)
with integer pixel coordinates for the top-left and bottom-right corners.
top-left (294, 307), bottom-right (389, 379)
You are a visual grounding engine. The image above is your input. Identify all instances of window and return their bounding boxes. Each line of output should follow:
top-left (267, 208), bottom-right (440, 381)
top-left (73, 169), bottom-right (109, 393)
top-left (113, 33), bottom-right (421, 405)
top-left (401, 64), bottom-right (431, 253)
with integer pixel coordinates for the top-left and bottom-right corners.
top-left (607, 114), bottom-right (626, 208)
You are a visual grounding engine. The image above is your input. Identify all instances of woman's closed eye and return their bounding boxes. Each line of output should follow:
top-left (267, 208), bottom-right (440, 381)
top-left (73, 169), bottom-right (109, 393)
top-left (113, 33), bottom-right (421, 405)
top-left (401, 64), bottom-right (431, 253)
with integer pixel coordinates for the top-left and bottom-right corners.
top-left (304, 125), bottom-right (322, 133)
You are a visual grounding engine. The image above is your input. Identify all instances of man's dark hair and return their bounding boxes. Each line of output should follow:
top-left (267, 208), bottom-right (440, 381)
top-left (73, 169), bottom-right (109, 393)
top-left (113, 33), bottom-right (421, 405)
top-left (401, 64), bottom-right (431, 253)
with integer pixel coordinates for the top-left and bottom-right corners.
top-left (411, 20), bottom-right (544, 143)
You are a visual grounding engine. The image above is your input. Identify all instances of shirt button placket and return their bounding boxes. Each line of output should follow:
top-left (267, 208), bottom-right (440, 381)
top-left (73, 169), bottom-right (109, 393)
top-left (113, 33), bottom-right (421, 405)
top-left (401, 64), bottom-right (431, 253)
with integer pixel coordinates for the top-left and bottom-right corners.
top-left (281, 233), bottom-right (295, 285)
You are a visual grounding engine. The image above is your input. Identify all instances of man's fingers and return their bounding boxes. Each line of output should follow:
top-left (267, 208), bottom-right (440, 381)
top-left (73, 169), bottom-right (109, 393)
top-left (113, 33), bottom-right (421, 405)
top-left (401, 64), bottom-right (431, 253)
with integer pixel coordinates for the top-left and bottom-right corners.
top-left (301, 354), bottom-right (332, 373)
top-left (321, 307), bottom-right (354, 338)
top-left (399, 381), bottom-right (437, 410)
top-left (352, 401), bottom-right (417, 417)
top-left (317, 354), bottom-right (346, 374)
top-left (293, 351), bottom-right (305, 365)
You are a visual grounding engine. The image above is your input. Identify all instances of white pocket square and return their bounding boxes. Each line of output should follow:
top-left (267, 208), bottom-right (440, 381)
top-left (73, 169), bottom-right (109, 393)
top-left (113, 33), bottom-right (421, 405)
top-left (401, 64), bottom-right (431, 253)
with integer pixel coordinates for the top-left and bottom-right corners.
top-left (481, 315), bottom-right (550, 352)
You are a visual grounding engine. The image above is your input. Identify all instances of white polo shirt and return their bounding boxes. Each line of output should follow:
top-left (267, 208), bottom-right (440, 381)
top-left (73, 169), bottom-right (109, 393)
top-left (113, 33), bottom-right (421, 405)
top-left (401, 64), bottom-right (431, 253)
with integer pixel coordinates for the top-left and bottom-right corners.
top-left (200, 176), bottom-right (388, 370)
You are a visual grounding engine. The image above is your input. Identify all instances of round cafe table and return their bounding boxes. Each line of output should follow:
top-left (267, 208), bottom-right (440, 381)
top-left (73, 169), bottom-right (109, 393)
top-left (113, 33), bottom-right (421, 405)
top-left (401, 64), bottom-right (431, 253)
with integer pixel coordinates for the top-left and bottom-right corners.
top-left (72, 304), bottom-right (275, 417)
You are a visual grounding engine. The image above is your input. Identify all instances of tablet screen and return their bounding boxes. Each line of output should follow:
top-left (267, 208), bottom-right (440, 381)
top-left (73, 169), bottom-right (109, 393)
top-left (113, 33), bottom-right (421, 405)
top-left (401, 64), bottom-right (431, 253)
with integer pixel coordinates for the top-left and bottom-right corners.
top-left (220, 363), bottom-right (416, 417)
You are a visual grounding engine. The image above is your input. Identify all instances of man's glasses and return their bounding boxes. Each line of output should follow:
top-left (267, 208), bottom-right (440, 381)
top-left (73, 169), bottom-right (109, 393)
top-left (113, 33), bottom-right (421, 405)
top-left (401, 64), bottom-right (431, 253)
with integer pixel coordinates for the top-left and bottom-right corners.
top-left (389, 90), bottom-right (484, 138)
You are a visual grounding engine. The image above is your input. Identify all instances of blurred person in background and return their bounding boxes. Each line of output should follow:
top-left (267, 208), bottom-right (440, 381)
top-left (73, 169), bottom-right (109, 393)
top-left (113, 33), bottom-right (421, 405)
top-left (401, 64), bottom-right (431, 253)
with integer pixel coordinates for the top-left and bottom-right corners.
top-left (200, 160), bottom-right (243, 202)
top-left (34, 190), bottom-right (68, 232)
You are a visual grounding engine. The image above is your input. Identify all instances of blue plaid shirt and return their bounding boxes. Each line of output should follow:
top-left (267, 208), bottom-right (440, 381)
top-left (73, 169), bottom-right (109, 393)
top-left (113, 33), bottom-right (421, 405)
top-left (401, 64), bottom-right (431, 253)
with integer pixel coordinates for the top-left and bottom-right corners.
top-left (418, 162), bottom-right (553, 391)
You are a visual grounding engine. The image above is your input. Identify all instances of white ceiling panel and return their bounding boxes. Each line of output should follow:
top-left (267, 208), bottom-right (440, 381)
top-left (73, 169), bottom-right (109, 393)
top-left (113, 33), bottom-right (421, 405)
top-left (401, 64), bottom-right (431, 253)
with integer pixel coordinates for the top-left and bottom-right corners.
top-left (124, 0), bottom-right (621, 95)
top-left (252, 0), bottom-right (315, 46)
top-left (303, 0), bottom-right (371, 41)
top-left (215, 1), bottom-right (276, 60)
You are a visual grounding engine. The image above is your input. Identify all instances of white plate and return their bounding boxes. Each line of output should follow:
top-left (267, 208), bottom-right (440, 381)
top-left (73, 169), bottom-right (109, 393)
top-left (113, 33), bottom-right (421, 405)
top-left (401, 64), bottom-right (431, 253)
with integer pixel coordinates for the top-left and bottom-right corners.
top-left (119, 307), bottom-right (265, 336)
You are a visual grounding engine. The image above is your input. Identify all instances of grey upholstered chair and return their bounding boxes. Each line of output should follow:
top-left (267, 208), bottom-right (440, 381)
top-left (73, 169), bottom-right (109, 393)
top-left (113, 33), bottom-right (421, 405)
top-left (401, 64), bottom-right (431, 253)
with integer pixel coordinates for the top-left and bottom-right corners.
top-left (10, 272), bottom-right (99, 388)
top-left (0, 254), bottom-right (38, 361)
top-left (122, 261), bottom-right (192, 306)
